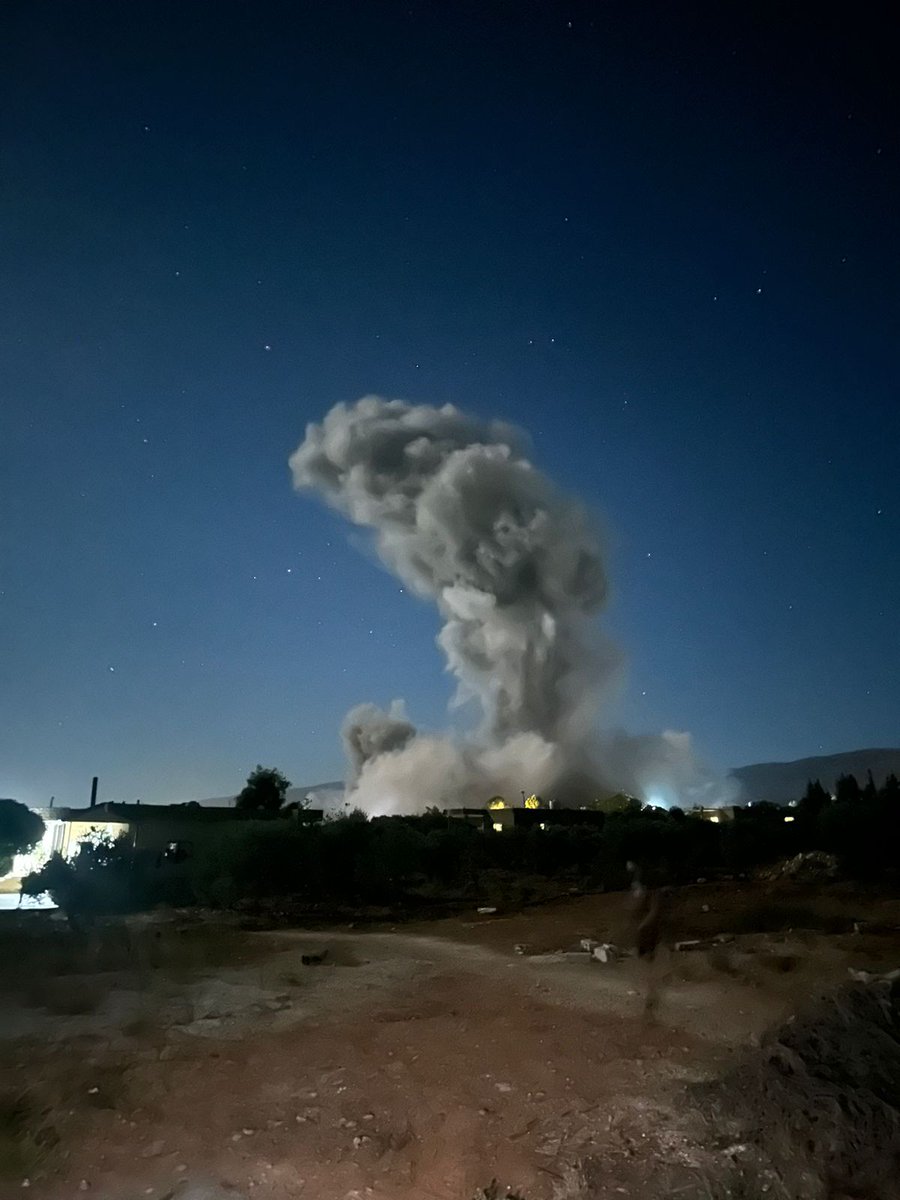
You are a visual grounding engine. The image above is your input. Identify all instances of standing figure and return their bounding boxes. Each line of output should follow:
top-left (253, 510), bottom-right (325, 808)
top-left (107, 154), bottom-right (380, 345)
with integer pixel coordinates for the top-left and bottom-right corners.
top-left (626, 860), bottom-right (666, 1015)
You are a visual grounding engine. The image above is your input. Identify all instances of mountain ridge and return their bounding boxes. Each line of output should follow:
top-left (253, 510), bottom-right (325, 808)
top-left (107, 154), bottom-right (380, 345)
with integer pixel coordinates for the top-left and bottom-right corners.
top-left (729, 748), bottom-right (900, 804)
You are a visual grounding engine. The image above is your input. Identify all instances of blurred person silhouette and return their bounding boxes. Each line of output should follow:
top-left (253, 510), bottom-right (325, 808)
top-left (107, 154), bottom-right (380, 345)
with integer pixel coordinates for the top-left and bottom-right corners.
top-left (627, 860), bottom-right (668, 1016)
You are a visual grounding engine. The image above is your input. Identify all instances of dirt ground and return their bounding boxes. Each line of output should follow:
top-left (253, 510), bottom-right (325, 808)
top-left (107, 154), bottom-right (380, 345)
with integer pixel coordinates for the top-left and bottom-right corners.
top-left (2, 881), bottom-right (900, 1200)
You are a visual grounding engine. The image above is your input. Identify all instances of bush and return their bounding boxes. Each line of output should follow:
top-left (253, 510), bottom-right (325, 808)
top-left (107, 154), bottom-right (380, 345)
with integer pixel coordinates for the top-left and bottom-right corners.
top-left (20, 834), bottom-right (189, 923)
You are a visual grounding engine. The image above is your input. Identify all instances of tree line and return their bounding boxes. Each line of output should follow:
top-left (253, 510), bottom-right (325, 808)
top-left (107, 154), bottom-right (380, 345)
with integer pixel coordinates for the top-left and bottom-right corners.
top-left (5, 768), bottom-right (899, 921)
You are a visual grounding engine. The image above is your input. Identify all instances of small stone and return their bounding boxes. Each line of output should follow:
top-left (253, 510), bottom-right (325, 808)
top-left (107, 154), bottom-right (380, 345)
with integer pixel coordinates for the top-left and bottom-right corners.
top-left (242, 1128), bottom-right (256, 1136)
top-left (495, 1082), bottom-right (512, 1093)
top-left (79, 1184), bottom-right (89, 1192)
top-left (87, 1087), bottom-right (99, 1095)
top-left (142, 1139), bottom-right (165, 1158)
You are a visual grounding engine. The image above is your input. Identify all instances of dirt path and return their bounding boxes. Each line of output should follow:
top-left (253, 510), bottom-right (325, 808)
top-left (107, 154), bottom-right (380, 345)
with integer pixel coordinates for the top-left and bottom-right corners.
top-left (3, 892), bottom-right (898, 1200)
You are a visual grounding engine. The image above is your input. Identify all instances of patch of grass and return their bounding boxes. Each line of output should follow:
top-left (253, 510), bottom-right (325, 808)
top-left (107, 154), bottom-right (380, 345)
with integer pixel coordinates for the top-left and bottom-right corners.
top-left (0, 1091), bottom-right (59, 1182)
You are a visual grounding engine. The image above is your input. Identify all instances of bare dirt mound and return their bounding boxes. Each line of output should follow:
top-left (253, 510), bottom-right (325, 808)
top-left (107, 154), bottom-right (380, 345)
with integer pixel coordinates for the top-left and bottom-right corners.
top-left (694, 976), bottom-right (900, 1200)
top-left (497, 976), bottom-right (900, 1200)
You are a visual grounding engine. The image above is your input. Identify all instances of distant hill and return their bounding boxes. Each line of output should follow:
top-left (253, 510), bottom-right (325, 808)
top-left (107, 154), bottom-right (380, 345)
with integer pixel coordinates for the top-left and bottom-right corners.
top-left (729, 748), bottom-right (900, 805)
top-left (292, 782), bottom-right (346, 812)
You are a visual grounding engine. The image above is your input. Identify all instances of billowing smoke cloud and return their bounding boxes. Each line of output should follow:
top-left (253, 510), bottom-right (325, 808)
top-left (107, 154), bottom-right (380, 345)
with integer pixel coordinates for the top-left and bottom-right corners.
top-left (341, 701), bottom-right (416, 786)
top-left (594, 730), bottom-right (741, 810)
top-left (291, 396), bottom-right (727, 813)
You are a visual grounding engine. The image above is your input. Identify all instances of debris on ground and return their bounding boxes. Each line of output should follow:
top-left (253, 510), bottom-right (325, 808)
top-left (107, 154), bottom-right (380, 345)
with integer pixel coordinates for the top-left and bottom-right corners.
top-left (473, 1181), bottom-right (527, 1200)
top-left (694, 977), bottom-right (900, 1199)
top-left (848, 966), bottom-right (900, 984)
top-left (764, 851), bottom-right (839, 883)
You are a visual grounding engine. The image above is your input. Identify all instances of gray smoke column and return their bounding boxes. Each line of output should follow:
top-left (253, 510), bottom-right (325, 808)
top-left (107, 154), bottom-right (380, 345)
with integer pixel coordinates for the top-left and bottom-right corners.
top-left (290, 396), bottom-right (618, 811)
top-left (342, 701), bottom-right (416, 786)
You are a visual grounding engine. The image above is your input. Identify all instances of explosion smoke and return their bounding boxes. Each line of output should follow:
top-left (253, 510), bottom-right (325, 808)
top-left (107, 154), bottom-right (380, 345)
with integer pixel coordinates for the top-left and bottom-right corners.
top-left (291, 396), bottom-right (729, 812)
top-left (342, 701), bottom-right (416, 786)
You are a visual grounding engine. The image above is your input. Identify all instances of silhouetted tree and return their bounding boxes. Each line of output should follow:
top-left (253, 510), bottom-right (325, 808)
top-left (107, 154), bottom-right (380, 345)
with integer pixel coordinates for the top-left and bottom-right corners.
top-left (235, 765), bottom-right (292, 812)
top-left (835, 773), bottom-right (862, 804)
top-left (863, 770), bottom-right (879, 803)
top-left (880, 774), bottom-right (900, 804)
top-left (799, 778), bottom-right (831, 817)
top-left (0, 798), bottom-right (44, 876)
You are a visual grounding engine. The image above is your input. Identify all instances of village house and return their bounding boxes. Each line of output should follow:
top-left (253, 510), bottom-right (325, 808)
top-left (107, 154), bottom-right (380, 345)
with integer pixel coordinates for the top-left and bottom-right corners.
top-left (10, 800), bottom-right (323, 878)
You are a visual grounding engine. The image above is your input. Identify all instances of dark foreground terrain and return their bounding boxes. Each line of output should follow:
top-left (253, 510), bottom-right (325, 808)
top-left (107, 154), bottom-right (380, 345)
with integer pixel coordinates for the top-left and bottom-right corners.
top-left (2, 878), bottom-right (900, 1200)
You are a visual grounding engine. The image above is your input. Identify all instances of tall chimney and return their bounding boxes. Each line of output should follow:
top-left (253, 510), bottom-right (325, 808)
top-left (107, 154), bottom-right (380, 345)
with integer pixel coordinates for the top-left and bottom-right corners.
top-left (89, 776), bottom-right (99, 808)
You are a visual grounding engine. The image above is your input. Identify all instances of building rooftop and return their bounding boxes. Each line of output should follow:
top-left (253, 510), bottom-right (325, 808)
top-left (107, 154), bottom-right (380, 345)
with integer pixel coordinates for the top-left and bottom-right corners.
top-left (32, 802), bottom-right (318, 823)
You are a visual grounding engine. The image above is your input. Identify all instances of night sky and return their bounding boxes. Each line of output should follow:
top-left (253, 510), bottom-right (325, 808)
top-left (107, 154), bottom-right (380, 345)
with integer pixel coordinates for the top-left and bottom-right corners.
top-left (2, 2), bottom-right (897, 807)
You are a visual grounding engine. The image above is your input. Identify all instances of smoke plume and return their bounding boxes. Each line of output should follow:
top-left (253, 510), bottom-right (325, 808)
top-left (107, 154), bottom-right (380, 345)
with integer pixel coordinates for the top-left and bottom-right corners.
top-left (341, 701), bottom-right (416, 786)
top-left (291, 396), bottom-right (726, 813)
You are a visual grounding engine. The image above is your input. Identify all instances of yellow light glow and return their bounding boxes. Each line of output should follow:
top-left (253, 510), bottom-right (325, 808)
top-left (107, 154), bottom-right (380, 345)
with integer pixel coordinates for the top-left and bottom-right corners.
top-left (708, 814), bottom-right (720, 823)
top-left (524, 795), bottom-right (540, 809)
top-left (784, 815), bottom-right (795, 823)
top-left (488, 798), bottom-right (507, 810)
top-left (492, 822), bottom-right (504, 832)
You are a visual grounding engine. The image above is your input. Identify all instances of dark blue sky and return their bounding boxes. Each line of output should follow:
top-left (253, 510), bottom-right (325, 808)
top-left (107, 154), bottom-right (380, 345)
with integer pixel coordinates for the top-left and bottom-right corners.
top-left (2, 1), bottom-right (897, 806)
